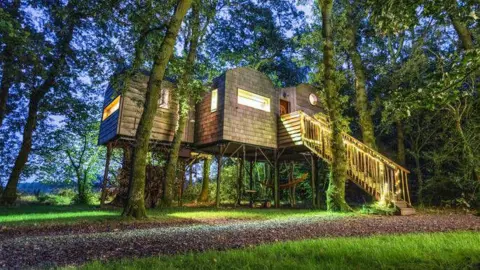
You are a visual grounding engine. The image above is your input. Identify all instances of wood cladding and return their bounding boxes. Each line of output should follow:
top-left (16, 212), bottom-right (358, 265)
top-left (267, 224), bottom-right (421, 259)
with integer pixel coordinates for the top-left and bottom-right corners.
top-left (278, 84), bottom-right (324, 116)
top-left (222, 67), bottom-right (278, 149)
top-left (97, 72), bottom-right (195, 145)
top-left (195, 74), bottom-right (224, 145)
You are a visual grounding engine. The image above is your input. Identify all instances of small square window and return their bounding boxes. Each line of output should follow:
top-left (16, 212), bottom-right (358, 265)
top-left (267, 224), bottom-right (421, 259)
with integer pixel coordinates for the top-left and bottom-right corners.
top-left (211, 89), bottom-right (218, 112)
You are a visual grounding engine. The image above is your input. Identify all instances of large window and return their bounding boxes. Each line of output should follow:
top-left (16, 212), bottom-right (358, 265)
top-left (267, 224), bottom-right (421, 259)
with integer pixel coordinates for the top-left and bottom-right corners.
top-left (211, 89), bottom-right (218, 112)
top-left (238, 88), bottom-right (270, 112)
top-left (102, 96), bottom-right (120, 120)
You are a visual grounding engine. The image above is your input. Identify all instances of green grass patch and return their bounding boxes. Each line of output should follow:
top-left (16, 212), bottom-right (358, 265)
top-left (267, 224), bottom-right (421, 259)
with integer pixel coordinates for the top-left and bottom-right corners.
top-left (0, 205), bottom-right (349, 227)
top-left (80, 231), bottom-right (480, 270)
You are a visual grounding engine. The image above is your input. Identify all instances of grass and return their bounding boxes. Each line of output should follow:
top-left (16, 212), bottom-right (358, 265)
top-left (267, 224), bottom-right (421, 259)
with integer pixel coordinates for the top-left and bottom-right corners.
top-left (0, 204), bottom-right (351, 227)
top-left (79, 231), bottom-right (480, 270)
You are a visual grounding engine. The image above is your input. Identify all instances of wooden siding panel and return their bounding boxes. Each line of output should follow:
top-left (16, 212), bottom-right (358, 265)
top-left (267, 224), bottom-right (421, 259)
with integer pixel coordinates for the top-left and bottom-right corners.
top-left (116, 73), bottom-right (195, 143)
top-left (294, 84), bottom-right (325, 116)
top-left (98, 84), bottom-right (119, 145)
top-left (194, 74), bottom-right (224, 146)
top-left (222, 67), bottom-right (278, 148)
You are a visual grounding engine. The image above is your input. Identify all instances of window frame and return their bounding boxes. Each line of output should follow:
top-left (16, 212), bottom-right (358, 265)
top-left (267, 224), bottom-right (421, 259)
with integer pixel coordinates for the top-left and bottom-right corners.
top-left (211, 89), bottom-right (218, 112)
top-left (102, 96), bottom-right (121, 121)
top-left (237, 88), bottom-right (271, 112)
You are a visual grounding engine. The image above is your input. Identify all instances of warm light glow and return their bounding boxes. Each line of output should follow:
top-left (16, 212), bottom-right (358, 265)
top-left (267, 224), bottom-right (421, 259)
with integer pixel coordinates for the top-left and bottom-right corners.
top-left (238, 88), bottom-right (270, 112)
top-left (102, 96), bottom-right (120, 120)
top-left (211, 89), bottom-right (218, 112)
top-left (158, 88), bottom-right (169, 109)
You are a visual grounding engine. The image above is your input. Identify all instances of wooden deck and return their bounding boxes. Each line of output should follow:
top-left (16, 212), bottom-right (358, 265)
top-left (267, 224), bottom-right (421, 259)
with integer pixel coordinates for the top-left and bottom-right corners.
top-left (278, 111), bottom-right (415, 214)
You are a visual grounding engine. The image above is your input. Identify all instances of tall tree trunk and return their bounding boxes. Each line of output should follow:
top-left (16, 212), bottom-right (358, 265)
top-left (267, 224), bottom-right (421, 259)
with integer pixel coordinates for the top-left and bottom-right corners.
top-left (345, 13), bottom-right (376, 149)
top-left (123, 0), bottom-right (192, 218)
top-left (198, 156), bottom-right (212, 202)
top-left (0, 0), bottom-right (21, 127)
top-left (413, 153), bottom-right (423, 204)
top-left (1, 22), bottom-right (75, 205)
top-left (163, 4), bottom-right (200, 206)
top-left (319, 0), bottom-right (351, 212)
top-left (100, 143), bottom-right (113, 207)
top-left (396, 120), bottom-right (406, 166)
top-left (236, 157), bottom-right (244, 206)
top-left (445, 0), bottom-right (474, 50)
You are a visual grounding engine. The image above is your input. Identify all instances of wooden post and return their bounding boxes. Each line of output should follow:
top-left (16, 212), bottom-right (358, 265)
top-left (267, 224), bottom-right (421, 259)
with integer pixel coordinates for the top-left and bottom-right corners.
top-left (311, 154), bottom-right (318, 208)
top-left (274, 150), bottom-right (279, 208)
top-left (216, 145), bottom-right (224, 208)
top-left (249, 160), bottom-right (254, 207)
top-left (100, 143), bottom-right (112, 207)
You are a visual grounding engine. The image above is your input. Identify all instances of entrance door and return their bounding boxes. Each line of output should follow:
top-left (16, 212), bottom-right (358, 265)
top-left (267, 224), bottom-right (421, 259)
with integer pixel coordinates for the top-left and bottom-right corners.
top-left (280, 99), bottom-right (290, 115)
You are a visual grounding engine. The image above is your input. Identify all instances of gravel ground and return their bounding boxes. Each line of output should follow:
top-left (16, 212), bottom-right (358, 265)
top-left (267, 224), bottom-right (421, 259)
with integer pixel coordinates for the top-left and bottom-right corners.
top-left (0, 213), bottom-right (479, 269)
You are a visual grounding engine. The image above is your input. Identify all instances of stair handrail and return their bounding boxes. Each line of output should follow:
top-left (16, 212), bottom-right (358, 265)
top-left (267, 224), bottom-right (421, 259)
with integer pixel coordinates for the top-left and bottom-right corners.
top-left (296, 111), bottom-right (411, 205)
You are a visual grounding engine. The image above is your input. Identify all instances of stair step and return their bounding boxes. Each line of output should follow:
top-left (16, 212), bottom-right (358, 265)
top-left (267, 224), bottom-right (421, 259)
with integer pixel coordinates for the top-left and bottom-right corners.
top-left (395, 201), bottom-right (408, 208)
top-left (399, 207), bottom-right (416, 216)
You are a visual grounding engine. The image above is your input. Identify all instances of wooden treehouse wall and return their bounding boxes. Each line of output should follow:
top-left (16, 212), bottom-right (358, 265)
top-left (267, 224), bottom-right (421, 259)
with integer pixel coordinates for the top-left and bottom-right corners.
top-left (98, 72), bottom-right (195, 145)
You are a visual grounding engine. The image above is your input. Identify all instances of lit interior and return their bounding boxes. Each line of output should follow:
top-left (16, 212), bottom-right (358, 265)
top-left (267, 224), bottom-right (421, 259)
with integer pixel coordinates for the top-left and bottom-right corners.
top-left (211, 89), bottom-right (218, 112)
top-left (102, 96), bottom-right (120, 120)
top-left (238, 88), bottom-right (270, 112)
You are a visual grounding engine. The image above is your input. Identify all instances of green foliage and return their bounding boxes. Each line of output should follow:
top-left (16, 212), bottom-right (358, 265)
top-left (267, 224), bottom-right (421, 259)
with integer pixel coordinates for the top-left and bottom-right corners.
top-left (360, 203), bottom-right (396, 216)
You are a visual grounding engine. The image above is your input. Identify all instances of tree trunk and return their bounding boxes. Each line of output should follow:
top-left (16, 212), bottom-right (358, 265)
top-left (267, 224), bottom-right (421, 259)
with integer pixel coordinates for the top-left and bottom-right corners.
top-left (413, 153), bottom-right (423, 204)
top-left (319, 0), bottom-right (351, 212)
top-left (1, 19), bottom-right (75, 205)
top-left (110, 147), bottom-right (132, 206)
top-left (100, 143), bottom-right (113, 207)
top-left (396, 120), bottom-right (406, 166)
top-left (0, 0), bottom-right (21, 127)
top-left (163, 3), bottom-right (200, 207)
top-left (345, 14), bottom-right (376, 149)
top-left (198, 156), bottom-right (212, 202)
top-left (123, 0), bottom-right (192, 218)
top-left (445, 0), bottom-right (474, 50)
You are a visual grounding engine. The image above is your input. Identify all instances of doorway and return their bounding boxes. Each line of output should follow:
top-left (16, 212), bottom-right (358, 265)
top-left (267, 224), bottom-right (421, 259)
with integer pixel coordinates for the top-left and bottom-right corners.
top-left (280, 99), bottom-right (290, 115)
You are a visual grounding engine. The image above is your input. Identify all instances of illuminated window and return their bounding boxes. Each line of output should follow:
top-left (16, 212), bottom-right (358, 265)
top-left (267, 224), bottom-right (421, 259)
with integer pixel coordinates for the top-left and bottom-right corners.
top-left (158, 88), bottom-right (169, 109)
top-left (238, 88), bottom-right (270, 112)
top-left (102, 96), bottom-right (120, 120)
top-left (309, 93), bottom-right (318, 106)
top-left (211, 89), bottom-right (218, 112)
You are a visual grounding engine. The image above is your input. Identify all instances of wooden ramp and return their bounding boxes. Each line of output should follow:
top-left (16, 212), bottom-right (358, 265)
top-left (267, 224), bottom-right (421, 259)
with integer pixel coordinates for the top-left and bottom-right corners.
top-left (279, 111), bottom-right (415, 215)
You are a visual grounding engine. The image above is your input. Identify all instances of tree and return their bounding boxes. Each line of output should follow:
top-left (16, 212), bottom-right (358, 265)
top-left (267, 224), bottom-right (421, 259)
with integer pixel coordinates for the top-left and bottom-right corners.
top-left (0, 0), bottom-right (23, 127)
top-left (123, 0), bottom-right (193, 218)
top-left (1, 2), bottom-right (80, 204)
top-left (198, 156), bottom-right (212, 202)
top-left (163, 0), bottom-right (217, 206)
top-left (344, 2), bottom-right (376, 149)
top-left (318, 0), bottom-right (351, 211)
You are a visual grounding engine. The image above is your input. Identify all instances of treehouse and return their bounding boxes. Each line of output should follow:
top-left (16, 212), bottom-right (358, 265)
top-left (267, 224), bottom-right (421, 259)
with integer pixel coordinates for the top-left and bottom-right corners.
top-left (98, 67), bottom-right (414, 215)
top-left (98, 71), bottom-right (195, 149)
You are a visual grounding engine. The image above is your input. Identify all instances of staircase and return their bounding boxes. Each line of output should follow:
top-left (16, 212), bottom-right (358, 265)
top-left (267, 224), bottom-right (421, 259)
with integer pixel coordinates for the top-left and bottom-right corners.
top-left (278, 111), bottom-right (415, 215)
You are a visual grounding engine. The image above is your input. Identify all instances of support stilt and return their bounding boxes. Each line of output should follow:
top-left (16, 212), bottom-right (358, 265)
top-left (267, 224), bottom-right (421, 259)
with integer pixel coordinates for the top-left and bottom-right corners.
top-left (249, 160), bottom-right (254, 207)
top-left (274, 150), bottom-right (279, 208)
top-left (311, 154), bottom-right (318, 208)
top-left (216, 144), bottom-right (225, 208)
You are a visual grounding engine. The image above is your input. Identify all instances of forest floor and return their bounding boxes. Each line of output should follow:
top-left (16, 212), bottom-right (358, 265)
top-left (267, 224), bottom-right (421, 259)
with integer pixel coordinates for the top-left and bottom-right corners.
top-left (0, 205), bottom-right (479, 269)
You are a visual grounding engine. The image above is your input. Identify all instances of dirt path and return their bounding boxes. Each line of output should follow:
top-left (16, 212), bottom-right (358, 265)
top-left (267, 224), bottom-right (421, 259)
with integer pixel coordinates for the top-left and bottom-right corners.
top-left (0, 213), bottom-right (479, 269)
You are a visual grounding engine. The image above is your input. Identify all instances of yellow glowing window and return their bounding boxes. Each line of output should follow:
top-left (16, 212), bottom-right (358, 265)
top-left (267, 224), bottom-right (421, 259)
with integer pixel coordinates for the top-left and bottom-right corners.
top-left (102, 96), bottom-right (120, 120)
top-left (211, 89), bottom-right (218, 112)
top-left (238, 88), bottom-right (270, 112)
